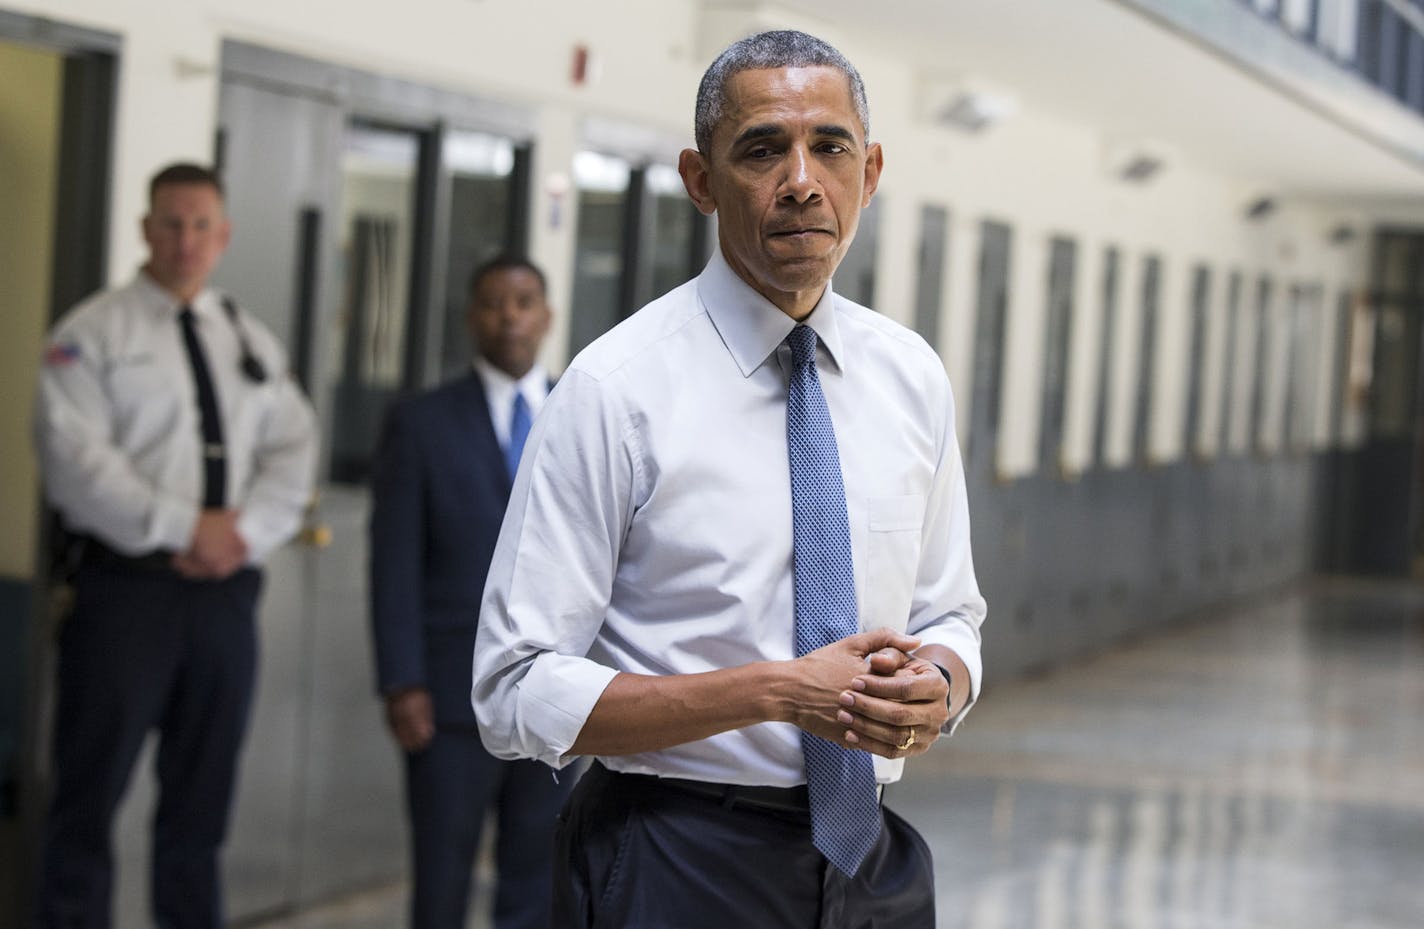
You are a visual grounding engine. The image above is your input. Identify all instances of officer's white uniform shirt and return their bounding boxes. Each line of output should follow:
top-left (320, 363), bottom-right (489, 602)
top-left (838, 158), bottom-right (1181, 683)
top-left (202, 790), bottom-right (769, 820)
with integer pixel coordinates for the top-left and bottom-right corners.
top-left (35, 271), bottom-right (319, 562)
top-left (474, 245), bottom-right (986, 787)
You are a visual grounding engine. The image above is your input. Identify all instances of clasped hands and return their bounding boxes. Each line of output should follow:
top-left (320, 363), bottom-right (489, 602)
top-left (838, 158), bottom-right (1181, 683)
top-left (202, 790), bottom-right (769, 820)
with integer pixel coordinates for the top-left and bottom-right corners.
top-left (171, 508), bottom-right (249, 580)
top-left (795, 628), bottom-right (951, 760)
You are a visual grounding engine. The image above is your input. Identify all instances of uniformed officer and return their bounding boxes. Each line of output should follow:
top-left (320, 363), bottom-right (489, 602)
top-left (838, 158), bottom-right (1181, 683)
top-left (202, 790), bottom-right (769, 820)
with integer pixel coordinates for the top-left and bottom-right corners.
top-left (32, 162), bottom-right (318, 929)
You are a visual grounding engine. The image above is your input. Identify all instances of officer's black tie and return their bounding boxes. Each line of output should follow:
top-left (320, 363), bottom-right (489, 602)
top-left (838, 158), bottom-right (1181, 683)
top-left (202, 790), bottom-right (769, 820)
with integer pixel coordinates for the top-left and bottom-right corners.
top-left (179, 306), bottom-right (227, 507)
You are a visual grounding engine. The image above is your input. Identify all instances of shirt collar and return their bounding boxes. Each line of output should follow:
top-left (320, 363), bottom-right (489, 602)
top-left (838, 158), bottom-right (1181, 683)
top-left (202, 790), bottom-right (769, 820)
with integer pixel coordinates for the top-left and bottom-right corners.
top-left (134, 268), bottom-right (221, 321)
top-left (473, 355), bottom-right (548, 401)
top-left (696, 245), bottom-right (846, 378)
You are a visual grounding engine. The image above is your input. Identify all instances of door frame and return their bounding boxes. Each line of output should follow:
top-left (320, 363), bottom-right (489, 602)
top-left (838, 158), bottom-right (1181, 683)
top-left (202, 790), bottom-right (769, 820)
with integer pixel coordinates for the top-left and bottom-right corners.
top-left (0, 11), bottom-right (120, 929)
top-left (221, 39), bottom-right (538, 395)
top-left (0, 10), bottom-right (117, 321)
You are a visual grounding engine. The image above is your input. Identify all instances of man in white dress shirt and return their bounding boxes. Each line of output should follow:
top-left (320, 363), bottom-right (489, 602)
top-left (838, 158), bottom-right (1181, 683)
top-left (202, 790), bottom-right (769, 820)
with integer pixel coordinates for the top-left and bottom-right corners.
top-left (33, 163), bottom-right (317, 929)
top-left (474, 30), bottom-right (985, 927)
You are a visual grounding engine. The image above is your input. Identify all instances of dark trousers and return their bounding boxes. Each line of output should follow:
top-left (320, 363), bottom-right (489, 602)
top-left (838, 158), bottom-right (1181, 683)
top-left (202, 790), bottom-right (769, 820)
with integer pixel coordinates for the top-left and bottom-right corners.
top-left (405, 728), bottom-right (576, 929)
top-left (36, 560), bottom-right (261, 929)
top-left (553, 762), bottom-right (936, 929)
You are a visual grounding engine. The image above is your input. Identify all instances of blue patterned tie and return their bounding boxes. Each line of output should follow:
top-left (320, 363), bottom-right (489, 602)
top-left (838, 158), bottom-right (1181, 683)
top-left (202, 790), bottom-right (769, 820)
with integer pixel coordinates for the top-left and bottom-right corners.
top-left (785, 324), bottom-right (881, 877)
top-left (505, 390), bottom-right (532, 480)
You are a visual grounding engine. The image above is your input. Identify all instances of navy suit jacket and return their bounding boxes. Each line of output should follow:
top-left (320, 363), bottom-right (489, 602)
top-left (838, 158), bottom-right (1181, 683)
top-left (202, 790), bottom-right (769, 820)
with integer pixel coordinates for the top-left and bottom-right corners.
top-left (369, 371), bottom-right (514, 728)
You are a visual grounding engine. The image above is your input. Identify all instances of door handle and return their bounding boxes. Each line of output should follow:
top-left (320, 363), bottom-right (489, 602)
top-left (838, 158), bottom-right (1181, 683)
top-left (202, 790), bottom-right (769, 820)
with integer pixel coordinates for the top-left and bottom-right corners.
top-left (296, 523), bottom-right (333, 548)
top-left (295, 493), bottom-right (333, 548)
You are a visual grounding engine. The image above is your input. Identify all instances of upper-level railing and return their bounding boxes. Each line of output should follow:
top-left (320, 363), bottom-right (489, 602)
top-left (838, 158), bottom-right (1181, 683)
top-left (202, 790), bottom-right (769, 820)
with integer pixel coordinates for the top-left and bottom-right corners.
top-left (1240, 0), bottom-right (1424, 114)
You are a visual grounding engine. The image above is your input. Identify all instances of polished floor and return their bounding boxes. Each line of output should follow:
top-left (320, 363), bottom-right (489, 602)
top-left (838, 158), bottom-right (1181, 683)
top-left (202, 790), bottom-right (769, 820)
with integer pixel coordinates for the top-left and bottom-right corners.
top-left (247, 578), bottom-right (1424, 929)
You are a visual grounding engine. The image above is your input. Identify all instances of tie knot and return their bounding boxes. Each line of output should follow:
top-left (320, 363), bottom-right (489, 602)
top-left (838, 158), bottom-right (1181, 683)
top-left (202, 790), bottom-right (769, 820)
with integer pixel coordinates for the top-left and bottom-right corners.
top-left (787, 325), bottom-right (818, 369)
top-left (178, 306), bottom-right (195, 324)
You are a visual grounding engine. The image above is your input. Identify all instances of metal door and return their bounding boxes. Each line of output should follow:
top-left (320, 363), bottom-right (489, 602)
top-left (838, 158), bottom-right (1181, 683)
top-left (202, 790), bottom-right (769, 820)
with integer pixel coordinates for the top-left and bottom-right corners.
top-left (217, 78), bottom-right (351, 911)
top-left (213, 78), bottom-right (417, 915)
top-left (207, 55), bottom-right (536, 916)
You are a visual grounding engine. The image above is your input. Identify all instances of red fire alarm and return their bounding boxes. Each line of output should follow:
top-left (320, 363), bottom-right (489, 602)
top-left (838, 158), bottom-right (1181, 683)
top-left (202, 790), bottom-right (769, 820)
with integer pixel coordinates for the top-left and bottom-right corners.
top-left (571, 44), bottom-right (590, 86)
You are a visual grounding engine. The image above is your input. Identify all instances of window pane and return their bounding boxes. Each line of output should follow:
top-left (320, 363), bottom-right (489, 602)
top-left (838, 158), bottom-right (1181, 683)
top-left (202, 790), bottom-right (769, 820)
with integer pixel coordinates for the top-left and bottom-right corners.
top-left (439, 130), bottom-right (518, 381)
top-left (1284, 285), bottom-right (1304, 449)
top-left (1219, 271), bottom-right (1243, 452)
top-left (643, 164), bottom-right (701, 305)
top-left (1184, 265), bottom-right (1211, 455)
top-left (969, 221), bottom-right (1012, 473)
top-left (1358, 0), bottom-right (1380, 84)
top-left (568, 150), bottom-right (631, 358)
top-left (1406, 31), bottom-right (1424, 112)
top-left (913, 204), bottom-right (949, 350)
top-left (328, 123), bottom-right (420, 483)
top-left (1329, 289), bottom-right (1352, 443)
top-left (1040, 237), bottom-right (1076, 473)
top-left (1369, 240), bottom-right (1422, 440)
top-left (1133, 255), bottom-right (1161, 464)
top-left (1282, 0), bottom-right (1314, 33)
top-left (1092, 247), bottom-right (1120, 467)
top-left (1250, 277), bottom-right (1274, 450)
top-left (836, 197), bottom-right (880, 306)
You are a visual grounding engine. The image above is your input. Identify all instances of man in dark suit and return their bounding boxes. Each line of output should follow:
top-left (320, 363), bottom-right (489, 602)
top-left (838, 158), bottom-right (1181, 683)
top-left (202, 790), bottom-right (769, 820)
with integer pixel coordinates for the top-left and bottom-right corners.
top-left (369, 254), bottom-right (568, 929)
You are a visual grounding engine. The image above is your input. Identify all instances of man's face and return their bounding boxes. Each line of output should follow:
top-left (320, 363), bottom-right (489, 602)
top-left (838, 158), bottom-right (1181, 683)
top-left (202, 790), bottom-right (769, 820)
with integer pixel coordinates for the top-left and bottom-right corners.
top-left (680, 65), bottom-right (883, 318)
top-left (142, 182), bottom-right (231, 300)
top-left (468, 267), bottom-right (552, 379)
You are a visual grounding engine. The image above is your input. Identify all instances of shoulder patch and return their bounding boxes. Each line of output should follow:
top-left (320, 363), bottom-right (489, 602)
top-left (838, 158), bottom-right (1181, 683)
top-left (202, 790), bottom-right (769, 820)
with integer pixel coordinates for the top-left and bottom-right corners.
top-left (44, 343), bottom-right (81, 366)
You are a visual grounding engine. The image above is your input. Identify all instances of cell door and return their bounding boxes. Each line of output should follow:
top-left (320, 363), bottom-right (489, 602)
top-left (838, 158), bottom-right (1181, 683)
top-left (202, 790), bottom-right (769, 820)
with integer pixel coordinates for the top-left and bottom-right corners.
top-left (212, 54), bottom-right (535, 914)
top-left (214, 77), bottom-right (438, 914)
top-left (222, 76), bottom-right (401, 917)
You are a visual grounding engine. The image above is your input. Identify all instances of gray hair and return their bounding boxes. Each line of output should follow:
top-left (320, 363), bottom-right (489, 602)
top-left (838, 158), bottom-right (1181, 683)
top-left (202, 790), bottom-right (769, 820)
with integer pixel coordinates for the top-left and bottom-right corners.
top-left (694, 30), bottom-right (869, 154)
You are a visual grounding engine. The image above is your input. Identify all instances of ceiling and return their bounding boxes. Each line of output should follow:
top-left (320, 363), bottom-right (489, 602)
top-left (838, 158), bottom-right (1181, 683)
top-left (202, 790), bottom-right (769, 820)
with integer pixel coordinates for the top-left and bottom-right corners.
top-left (760, 0), bottom-right (1424, 202)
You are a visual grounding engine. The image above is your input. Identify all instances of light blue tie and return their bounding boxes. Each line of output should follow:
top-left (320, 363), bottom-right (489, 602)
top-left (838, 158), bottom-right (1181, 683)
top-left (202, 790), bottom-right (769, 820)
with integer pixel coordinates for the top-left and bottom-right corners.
top-left (505, 390), bottom-right (532, 480)
top-left (785, 324), bottom-right (881, 877)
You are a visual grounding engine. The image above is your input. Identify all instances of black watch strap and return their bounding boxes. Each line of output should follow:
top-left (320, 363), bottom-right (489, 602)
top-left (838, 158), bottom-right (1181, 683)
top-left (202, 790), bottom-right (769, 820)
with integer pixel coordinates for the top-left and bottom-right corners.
top-left (934, 662), bottom-right (953, 706)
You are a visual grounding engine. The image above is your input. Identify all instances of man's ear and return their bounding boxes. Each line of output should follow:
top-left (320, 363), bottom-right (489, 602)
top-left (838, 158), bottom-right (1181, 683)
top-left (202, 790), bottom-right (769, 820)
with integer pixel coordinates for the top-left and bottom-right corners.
top-left (861, 142), bottom-right (884, 209)
top-left (678, 148), bottom-right (717, 217)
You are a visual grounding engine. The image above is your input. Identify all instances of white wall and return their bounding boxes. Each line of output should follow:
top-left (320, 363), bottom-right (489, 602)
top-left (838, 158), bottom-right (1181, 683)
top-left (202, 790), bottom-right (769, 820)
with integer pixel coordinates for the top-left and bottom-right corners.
top-left (7, 0), bottom-right (1381, 474)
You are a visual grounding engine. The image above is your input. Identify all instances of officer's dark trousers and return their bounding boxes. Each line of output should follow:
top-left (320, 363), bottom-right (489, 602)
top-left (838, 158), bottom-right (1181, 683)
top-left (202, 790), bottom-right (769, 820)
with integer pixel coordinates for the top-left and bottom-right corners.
top-left (36, 560), bottom-right (261, 929)
top-left (553, 762), bottom-right (936, 929)
top-left (404, 729), bottom-right (575, 929)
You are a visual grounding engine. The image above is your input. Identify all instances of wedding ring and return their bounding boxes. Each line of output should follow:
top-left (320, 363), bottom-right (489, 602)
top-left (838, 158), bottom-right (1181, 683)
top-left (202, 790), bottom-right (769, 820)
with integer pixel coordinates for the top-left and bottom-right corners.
top-left (898, 728), bottom-right (916, 751)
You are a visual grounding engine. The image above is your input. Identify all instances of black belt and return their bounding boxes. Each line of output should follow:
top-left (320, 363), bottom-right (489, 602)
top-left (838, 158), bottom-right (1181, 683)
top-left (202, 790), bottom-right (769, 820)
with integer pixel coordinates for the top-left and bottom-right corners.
top-left (80, 536), bottom-right (178, 574)
top-left (601, 764), bottom-right (826, 815)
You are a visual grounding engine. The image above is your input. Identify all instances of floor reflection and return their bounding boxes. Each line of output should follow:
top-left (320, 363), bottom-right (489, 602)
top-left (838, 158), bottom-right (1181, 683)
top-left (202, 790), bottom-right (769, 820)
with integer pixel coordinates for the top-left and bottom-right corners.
top-left (892, 578), bottom-right (1424, 929)
top-left (247, 578), bottom-right (1424, 928)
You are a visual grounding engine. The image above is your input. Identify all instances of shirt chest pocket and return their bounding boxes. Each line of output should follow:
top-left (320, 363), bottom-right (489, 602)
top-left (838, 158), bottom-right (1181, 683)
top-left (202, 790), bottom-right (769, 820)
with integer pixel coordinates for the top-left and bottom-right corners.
top-left (861, 494), bottom-right (924, 633)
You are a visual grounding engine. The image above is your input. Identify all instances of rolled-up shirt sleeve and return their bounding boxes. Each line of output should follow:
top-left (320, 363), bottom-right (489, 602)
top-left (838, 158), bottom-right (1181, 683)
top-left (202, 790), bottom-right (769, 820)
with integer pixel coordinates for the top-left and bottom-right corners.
top-left (906, 374), bottom-right (986, 734)
top-left (473, 367), bottom-right (638, 767)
